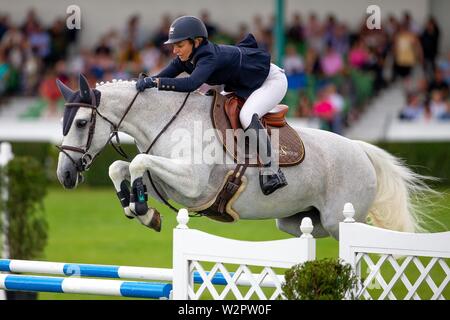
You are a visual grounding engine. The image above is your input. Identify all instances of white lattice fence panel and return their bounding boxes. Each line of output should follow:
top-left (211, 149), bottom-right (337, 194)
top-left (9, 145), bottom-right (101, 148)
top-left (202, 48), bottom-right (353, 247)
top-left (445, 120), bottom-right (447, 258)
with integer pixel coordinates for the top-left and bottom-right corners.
top-left (354, 253), bottom-right (449, 300)
top-left (187, 260), bottom-right (286, 300)
top-left (172, 210), bottom-right (316, 300)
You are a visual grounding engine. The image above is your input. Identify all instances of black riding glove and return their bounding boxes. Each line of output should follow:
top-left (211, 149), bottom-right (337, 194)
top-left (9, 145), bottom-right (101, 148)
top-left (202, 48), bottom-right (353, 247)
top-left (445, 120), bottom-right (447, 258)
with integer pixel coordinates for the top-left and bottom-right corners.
top-left (136, 77), bottom-right (157, 92)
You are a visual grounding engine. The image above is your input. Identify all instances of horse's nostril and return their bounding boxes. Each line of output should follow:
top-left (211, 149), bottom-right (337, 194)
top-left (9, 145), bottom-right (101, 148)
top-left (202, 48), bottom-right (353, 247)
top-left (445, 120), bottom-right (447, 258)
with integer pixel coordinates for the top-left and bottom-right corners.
top-left (65, 171), bottom-right (71, 180)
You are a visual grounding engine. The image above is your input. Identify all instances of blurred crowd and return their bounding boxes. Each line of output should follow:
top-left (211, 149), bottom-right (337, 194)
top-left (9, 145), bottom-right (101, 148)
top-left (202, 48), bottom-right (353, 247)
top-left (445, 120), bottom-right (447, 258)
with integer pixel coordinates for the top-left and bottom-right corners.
top-left (0, 8), bottom-right (448, 127)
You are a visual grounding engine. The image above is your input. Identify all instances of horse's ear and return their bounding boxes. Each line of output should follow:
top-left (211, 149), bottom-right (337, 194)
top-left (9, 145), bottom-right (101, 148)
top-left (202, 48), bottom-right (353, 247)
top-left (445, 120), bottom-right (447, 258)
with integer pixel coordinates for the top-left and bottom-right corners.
top-left (79, 74), bottom-right (91, 101)
top-left (56, 79), bottom-right (75, 101)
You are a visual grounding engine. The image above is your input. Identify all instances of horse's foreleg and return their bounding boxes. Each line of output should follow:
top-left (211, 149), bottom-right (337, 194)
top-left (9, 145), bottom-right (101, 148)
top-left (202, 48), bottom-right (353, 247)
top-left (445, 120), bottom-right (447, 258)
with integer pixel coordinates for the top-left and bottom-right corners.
top-left (129, 154), bottom-right (203, 214)
top-left (108, 160), bottom-right (135, 219)
top-left (109, 160), bottom-right (161, 232)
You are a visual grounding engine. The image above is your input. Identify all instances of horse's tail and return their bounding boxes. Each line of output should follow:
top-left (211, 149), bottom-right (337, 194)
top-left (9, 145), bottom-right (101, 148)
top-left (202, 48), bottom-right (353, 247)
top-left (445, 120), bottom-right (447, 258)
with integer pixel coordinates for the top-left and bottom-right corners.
top-left (354, 140), bottom-right (437, 233)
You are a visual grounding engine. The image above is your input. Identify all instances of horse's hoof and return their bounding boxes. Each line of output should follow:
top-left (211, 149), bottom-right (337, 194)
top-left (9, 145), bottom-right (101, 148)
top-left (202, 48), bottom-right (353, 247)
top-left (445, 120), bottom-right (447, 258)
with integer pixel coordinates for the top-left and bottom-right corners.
top-left (136, 208), bottom-right (162, 232)
top-left (149, 210), bottom-right (162, 232)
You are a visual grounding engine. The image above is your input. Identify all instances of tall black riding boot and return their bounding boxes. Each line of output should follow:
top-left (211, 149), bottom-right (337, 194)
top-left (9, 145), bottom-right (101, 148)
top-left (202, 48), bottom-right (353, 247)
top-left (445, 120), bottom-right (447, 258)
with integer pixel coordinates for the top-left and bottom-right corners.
top-left (245, 113), bottom-right (288, 195)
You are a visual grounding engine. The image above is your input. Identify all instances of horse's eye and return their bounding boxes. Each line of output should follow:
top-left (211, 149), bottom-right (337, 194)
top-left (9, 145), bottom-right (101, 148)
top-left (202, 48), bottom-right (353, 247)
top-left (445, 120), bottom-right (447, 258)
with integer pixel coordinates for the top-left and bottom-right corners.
top-left (76, 120), bottom-right (88, 128)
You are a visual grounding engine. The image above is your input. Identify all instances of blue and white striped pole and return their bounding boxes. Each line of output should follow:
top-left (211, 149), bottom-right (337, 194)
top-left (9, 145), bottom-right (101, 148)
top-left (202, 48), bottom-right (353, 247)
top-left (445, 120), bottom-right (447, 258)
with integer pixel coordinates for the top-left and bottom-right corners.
top-left (0, 274), bottom-right (172, 299)
top-left (0, 259), bottom-right (283, 289)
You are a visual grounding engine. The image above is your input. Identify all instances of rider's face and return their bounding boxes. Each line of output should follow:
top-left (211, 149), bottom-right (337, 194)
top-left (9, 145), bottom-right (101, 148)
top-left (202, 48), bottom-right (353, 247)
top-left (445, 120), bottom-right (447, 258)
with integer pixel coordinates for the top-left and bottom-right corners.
top-left (173, 40), bottom-right (193, 61)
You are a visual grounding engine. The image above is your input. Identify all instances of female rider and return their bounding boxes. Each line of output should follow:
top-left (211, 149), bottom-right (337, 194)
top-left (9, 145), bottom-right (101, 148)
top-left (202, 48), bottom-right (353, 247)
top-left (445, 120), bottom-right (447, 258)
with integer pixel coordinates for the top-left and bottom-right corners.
top-left (136, 16), bottom-right (288, 195)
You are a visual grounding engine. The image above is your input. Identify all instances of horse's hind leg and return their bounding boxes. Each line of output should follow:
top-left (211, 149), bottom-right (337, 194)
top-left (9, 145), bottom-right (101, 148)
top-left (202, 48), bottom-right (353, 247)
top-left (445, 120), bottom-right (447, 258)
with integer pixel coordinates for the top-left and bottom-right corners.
top-left (276, 207), bottom-right (330, 238)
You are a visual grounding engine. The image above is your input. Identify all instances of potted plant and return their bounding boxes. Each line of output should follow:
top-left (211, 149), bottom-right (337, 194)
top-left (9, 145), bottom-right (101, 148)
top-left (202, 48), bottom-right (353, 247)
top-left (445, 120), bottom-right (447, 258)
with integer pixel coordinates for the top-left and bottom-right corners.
top-left (282, 258), bottom-right (361, 300)
top-left (0, 156), bottom-right (48, 300)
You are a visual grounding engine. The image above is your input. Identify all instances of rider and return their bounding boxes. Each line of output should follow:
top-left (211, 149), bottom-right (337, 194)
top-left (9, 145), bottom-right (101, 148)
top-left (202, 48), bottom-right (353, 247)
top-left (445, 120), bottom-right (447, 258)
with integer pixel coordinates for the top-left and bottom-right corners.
top-left (136, 15), bottom-right (288, 195)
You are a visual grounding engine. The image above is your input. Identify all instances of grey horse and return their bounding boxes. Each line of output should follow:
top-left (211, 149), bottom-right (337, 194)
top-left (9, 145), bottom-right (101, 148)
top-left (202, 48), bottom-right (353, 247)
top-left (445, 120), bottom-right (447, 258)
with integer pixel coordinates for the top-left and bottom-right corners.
top-left (56, 76), bottom-right (430, 239)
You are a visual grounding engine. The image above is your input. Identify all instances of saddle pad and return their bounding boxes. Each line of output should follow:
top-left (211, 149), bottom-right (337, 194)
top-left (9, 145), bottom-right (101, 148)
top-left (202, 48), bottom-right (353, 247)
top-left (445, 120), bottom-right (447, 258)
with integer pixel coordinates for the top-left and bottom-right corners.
top-left (211, 92), bottom-right (305, 167)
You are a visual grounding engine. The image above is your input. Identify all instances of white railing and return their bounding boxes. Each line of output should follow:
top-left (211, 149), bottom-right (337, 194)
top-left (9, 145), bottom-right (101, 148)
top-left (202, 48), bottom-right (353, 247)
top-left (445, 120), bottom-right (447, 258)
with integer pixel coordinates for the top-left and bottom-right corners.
top-left (172, 209), bottom-right (315, 300)
top-left (339, 203), bottom-right (450, 300)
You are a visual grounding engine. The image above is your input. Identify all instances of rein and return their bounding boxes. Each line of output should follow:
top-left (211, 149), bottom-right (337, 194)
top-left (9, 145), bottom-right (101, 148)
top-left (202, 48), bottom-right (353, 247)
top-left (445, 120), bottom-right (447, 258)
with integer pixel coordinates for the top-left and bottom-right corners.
top-left (143, 92), bottom-right (191, 214)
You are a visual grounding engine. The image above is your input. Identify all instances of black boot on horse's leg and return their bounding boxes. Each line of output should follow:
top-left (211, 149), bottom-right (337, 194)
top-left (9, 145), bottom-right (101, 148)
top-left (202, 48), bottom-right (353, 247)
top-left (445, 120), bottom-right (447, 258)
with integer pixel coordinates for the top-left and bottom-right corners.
top-left (116, 180), bottom-right (134, 219)
top-left (130, 177), bottom-right (149, 216)
top-left (245, 113), bottom-right (288, 195)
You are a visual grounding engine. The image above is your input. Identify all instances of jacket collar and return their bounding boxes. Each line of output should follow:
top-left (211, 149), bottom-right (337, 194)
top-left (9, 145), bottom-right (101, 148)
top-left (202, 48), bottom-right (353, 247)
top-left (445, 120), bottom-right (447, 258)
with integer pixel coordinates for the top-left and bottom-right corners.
top-left (189, 39), bottom-right (209, 64)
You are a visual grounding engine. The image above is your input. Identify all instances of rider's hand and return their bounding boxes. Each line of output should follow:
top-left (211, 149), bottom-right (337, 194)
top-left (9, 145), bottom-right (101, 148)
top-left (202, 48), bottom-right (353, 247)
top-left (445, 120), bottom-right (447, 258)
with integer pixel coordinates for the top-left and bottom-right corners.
top-left (136, 77), bottom-right (157, 92)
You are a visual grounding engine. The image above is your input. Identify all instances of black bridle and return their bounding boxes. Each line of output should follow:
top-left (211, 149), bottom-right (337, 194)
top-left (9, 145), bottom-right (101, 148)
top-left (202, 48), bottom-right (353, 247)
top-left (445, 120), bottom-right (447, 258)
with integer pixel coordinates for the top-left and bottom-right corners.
top-left (56, 90), bottom-right (139, 172)
top-left (57, 84), bottom-right (192, 214)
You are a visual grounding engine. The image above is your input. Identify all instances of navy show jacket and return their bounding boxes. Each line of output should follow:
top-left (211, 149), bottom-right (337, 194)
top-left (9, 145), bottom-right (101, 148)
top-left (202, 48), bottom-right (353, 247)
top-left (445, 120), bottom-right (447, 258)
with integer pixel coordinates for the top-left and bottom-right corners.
top-left (156, 33), bottom-right (271, 99)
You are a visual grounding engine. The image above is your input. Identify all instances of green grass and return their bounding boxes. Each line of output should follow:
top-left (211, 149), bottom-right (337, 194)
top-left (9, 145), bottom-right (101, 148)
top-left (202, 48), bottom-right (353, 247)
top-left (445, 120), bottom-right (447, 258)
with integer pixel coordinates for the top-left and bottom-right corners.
top-left (26, 187), bottom-right (450, 299)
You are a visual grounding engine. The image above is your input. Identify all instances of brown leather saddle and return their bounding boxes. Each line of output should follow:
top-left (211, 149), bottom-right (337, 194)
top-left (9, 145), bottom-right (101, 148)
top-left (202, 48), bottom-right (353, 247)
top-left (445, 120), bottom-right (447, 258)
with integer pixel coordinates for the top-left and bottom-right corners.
top-left (211, 90), bottom-right (305, 167)
top-left (191, 91), bottom-right (306, 224)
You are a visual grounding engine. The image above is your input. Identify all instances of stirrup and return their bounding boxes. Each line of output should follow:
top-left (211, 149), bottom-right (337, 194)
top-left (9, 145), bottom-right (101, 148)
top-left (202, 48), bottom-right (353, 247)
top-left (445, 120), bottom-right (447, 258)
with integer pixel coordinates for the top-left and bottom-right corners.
top-left (259, 168), bottom-right (288, 195)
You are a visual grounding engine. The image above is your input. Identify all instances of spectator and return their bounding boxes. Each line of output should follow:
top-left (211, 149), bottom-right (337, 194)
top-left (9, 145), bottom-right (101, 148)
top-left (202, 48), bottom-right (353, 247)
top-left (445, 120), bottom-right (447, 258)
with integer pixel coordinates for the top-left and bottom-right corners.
top-left (304, 47), bottom-right (321, 74)
top-left (332, 23), bottom-right (350, 56)
top-left (325, 83), bottom-right (345, 134)
top-left (393, 21), bottom-right (423, 80)
top-left (420, 17), bottom-right (440, 81)
top-left (201, 10), bottom-right (218, 39)
top-left (123, 14), bottom-right (146, 50)
top-left (399, 92), bottom-right (425, 121)
top-left (348, 38), bottom-right (370, 69)
top-left (320, 43), bottom-right (344, 77)
top-left (305, 13), bottom-right (324, 53)
top-left (21, 8), bottom-right (41, 38)
top-left (39, 67), bottom-right (62, 118)
top-left (312, 87), bottom-right (336, 131)
top-left (117, 39), bottom-right (141, 76)
top-left (0, 14), bottom-right (10, 41)
top-left (140, 41), bottom-right (161, 74)
top-left (48, 18), bottom-right (69, 64)
top-left (295, 91), bottom-right (312, 117)
top-left (0, 47), bottom-right (10, 97)
top-left (429, 90), bottom-right (448, 119)
top-left (428, 69), bottom-right (449, 99)
top-left (152, 14), bottom-right (172, 55)
top-left (438, 51), bottom-right (450, 85)
top-left (22, 45), bottom-right (41, 96)
top-left (402, 11), bottom-right (421, 35)
top-left (286, 13), bottom-right (304, 43)
top-left (283, 45), bottom-right (304, 75)
top-left (29, 24), bottom-right (51, 63)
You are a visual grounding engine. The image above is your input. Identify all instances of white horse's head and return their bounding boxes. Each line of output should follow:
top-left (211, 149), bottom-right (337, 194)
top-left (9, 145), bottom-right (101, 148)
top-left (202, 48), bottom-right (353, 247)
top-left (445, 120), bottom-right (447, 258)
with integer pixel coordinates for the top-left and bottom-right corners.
top-left (56, 74), bottom-right (112, 189)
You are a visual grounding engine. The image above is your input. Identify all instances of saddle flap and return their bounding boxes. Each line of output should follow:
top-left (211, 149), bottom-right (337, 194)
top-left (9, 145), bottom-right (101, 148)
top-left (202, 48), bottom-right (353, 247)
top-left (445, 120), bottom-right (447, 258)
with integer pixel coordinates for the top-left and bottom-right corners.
top-left (224, 97), bottom-right (241, 130)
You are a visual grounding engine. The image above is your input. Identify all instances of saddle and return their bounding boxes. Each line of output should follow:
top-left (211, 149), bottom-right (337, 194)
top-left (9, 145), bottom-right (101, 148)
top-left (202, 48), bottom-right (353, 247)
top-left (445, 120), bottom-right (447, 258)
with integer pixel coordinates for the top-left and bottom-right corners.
top-left (190, 90), bottom-right (305, 224)
top-left (211, 91), bottom-right (305, 167)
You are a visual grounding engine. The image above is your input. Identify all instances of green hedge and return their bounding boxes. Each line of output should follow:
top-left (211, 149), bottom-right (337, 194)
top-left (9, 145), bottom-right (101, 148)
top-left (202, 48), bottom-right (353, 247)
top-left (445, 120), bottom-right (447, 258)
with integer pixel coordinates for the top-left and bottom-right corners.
top-left (7, 141), bottom-right (450, 187)
top-left (0, 156), bottom-right (48, 259)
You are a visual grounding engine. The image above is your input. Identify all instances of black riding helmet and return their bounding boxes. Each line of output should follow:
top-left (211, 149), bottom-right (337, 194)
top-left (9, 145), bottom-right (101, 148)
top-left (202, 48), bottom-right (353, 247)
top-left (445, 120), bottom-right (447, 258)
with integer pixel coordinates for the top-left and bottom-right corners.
top-left (164, 16), bottom-right (208, 44)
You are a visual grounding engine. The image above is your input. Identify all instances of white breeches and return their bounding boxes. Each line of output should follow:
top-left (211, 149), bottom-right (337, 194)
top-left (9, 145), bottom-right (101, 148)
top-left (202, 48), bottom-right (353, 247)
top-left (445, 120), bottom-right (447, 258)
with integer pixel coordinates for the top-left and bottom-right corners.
top-left (239, 63), bottom-right (288, 129)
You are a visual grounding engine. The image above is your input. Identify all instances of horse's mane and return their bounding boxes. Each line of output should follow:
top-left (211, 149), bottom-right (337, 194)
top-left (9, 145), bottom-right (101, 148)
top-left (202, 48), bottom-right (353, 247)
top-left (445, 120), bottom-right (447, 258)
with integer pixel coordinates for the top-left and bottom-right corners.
top-left (95, 79), bottom-right (136, 89)
top-left (95, 79), bottom-right (207, 100)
